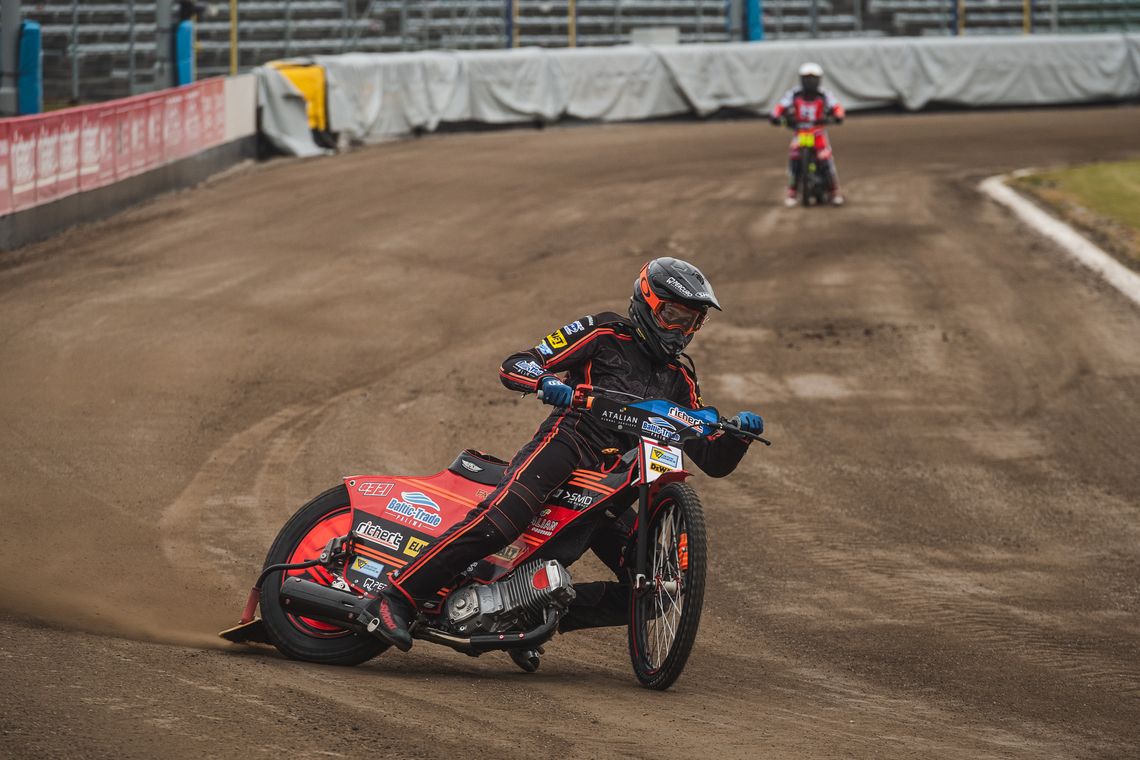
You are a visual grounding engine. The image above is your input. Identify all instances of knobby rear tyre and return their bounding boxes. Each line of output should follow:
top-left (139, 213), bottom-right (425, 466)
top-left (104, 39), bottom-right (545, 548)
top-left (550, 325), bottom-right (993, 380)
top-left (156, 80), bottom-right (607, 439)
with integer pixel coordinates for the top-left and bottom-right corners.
top-left (627, 482), bottom-right (707, 690)
top-left (258, 485), bottom-right (388, 665)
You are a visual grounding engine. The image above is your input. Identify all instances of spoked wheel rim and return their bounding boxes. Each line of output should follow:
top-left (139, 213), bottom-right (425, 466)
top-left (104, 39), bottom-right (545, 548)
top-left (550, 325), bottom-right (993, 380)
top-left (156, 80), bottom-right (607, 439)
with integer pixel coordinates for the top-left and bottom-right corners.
top-left (637, 498), bottom-right (688, 674)
top-left (283, 506), bottom-right (353, 638)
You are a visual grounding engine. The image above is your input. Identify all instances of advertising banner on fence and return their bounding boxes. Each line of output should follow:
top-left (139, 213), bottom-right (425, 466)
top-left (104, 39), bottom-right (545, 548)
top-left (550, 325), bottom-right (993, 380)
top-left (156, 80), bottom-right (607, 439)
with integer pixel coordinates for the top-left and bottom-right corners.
top-left (0, 78), bottom-right (229, 216)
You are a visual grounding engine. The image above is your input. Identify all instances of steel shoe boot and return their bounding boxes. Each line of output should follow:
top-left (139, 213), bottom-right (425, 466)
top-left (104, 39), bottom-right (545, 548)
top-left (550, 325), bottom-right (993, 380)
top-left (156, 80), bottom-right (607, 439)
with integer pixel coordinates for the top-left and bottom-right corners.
top-left (362, 590), bottom-right (414, 652)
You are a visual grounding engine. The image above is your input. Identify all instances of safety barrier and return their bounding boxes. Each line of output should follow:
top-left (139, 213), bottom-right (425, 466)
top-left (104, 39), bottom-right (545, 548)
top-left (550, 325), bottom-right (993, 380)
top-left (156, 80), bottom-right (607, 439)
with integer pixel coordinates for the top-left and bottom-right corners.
top-left (259, 33), bottom-right (1140, 155)
top-left (0, 75), bottom-right (257, 249)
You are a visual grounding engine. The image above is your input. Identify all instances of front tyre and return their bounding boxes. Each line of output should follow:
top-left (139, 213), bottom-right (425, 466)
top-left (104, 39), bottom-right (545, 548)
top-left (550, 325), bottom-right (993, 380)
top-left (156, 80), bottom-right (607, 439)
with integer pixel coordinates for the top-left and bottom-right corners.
top-left (627, 482), bottom-right (707, 690)
top-left (259, 485), bottom-right (388, 665)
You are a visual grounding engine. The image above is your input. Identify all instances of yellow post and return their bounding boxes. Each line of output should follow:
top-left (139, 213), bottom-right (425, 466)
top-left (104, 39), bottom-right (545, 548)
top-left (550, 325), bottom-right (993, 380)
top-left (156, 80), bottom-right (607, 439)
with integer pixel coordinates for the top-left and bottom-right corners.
top-left (512, 0), bottom-right (520, 48)
top-left (229, 0), bottom-right (239, 75)
top-left (957, 0), bottom-right (966, 35)
top-left (568, 0), bottom-right (577, 47)
top-left (1023, 0), bottom-right (1031, 33)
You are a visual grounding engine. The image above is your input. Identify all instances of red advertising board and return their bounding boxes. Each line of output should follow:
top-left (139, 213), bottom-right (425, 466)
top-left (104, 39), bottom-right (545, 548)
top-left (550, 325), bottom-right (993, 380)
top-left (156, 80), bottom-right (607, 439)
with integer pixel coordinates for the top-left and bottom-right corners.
top-left (0, 122), bottom-right (10, 216)
top-left (146, 93), bottom-right (165, 168)
top-left (1, 78), bottom-right (229, 217)
top-left (34, 116), bottom-right (60, 204)
top-left (56, 110), bottom-right (81, 200)
top-left (9, 117), bottom-right (38, 211)
top-left (183, 87), bottom-right (203, 159)
top-left (162, 91), bottom-right (184, 162)
top-left (78, 106), bottom-right (103, 192)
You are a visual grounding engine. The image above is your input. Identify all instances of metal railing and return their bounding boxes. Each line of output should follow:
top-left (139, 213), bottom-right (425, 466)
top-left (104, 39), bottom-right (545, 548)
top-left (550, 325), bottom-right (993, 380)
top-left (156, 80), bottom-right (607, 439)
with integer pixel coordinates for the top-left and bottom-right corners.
top-left (23, 0), bottom-right (1140, 104)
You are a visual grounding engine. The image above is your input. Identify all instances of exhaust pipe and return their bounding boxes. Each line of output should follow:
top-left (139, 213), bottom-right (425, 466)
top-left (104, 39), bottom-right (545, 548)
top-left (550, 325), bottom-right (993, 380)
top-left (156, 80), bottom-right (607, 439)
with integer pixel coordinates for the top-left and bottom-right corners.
top-left (279, 577), bottom-right (370, 628)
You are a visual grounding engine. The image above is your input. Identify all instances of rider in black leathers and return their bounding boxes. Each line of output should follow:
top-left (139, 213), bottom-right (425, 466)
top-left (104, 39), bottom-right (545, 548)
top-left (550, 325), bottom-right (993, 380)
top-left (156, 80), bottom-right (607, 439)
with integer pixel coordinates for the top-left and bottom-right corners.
top-left (365, 258), bottom-right (765, 650)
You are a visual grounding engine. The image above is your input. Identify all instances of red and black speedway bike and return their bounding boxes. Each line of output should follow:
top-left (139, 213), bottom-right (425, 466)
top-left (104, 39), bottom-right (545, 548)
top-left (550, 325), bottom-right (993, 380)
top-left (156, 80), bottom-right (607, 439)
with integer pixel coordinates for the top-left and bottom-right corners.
top-left (783, 115), bottom-right (837, 207)
top-left (221, 386), bottom-right (769, 690)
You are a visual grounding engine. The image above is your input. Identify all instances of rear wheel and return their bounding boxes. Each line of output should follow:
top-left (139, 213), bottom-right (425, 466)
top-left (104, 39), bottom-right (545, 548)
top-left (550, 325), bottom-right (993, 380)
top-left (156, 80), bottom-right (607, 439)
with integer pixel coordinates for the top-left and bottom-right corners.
top-left (259, 485), bottom-right (388, 665)
top-left (627, 482), bottom-right (707, 690)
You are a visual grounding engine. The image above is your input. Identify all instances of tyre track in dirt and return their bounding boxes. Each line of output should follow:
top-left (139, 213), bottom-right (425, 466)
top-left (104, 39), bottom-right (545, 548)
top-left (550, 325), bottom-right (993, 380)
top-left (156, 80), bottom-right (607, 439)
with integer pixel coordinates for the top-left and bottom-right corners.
top-left (1, 107), bottom-right (1138, 758)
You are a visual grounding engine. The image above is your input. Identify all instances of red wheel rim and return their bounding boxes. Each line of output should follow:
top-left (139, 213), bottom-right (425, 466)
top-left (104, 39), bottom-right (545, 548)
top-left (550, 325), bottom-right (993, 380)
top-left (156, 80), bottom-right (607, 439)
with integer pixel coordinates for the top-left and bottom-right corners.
top-left (284, 506), bottom-right (353, 637)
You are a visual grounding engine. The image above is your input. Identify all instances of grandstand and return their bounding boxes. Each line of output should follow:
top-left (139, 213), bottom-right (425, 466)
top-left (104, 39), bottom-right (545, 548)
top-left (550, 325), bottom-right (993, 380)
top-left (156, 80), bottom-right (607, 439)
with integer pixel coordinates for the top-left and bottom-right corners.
top-left (25, 0), bottom-right (1140, 104)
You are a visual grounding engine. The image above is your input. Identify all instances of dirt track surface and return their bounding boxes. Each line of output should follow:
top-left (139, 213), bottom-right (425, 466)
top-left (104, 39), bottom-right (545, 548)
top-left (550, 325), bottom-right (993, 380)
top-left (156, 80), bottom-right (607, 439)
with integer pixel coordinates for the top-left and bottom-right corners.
top-left (2, 107), bottom-right (1139, 759)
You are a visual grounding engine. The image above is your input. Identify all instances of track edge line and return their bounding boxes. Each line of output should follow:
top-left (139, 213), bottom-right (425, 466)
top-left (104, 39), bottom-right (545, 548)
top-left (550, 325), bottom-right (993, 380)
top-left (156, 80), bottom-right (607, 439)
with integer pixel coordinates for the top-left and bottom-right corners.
top-left (978, 173), bottom-right (1140, 309)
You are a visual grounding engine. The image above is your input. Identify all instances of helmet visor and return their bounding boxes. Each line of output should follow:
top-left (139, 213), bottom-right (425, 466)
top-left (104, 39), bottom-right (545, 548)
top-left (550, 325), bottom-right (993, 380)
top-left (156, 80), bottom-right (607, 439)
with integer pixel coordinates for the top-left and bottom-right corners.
top-left (653, 300), bottom-right (708, 335)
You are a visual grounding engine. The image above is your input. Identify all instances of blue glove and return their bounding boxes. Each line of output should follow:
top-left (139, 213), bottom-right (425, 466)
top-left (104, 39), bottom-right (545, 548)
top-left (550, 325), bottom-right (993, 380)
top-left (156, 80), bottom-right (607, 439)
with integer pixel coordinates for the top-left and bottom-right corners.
top-left (538, 377), bottom-right (573, 408)
top-left (734, 411), bottom-right (764, 435)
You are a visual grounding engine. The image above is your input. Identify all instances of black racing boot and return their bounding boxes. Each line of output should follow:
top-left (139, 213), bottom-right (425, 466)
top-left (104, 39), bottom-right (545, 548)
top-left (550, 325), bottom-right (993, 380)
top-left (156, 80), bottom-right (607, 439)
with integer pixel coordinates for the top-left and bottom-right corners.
top-left (362, 590), bottom-right (414, 652)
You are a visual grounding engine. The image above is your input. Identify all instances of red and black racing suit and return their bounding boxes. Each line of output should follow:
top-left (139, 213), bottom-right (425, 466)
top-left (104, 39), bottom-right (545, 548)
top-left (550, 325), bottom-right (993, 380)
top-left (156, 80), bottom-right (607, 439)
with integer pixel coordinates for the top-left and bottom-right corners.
top-left (770, 86), bottom-right (845, 196)
top-left (389, 312), bottom-right (751, 629)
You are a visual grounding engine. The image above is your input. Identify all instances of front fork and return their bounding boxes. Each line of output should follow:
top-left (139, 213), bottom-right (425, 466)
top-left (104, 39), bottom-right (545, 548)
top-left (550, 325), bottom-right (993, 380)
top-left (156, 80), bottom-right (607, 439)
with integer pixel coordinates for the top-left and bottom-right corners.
top-left (634, 481), bottom-right (650, 591)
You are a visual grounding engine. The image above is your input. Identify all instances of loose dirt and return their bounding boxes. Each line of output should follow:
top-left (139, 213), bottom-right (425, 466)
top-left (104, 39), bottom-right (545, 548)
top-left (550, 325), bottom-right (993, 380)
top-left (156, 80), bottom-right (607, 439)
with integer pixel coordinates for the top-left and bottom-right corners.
top-left (1, 106), bottom-right (1138, 759)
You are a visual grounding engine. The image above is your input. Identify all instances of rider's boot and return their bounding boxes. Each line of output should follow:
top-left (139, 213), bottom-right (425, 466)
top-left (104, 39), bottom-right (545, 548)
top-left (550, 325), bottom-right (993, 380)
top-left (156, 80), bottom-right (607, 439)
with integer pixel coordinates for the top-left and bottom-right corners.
top-left (783, 187), bottom-right (798, 208)
top-left (362, 588), bottom-right (414, 652)
top-left (829, 191), bottom-right (845, 206)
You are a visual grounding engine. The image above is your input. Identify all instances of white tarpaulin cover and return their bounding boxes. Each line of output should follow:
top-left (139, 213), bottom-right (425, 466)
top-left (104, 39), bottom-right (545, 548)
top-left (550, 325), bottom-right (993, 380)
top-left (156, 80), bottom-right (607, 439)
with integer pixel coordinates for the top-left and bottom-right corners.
top-left (259, 34), bottom-right (1140, 155)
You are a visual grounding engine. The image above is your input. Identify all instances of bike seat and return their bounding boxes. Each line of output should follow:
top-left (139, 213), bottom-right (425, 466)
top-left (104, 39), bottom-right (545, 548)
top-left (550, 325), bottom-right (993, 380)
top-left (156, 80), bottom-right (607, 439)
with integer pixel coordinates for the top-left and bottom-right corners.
top-left (448, 449), bottom-right (508, 487)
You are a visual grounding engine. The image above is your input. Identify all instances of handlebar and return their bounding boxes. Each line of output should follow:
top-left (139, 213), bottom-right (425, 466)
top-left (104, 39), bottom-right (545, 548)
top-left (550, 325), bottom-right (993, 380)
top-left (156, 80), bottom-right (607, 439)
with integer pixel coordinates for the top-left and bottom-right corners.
top-left (772, 114), bottom-right (839, 129)
top-left (541, 384), bottom-right (771, 446)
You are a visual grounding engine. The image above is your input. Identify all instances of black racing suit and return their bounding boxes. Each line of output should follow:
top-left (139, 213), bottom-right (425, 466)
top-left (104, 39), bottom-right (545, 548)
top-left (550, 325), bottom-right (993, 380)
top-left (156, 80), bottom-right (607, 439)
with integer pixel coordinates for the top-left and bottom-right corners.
top-left (389, 312), bottom-right (751, 629)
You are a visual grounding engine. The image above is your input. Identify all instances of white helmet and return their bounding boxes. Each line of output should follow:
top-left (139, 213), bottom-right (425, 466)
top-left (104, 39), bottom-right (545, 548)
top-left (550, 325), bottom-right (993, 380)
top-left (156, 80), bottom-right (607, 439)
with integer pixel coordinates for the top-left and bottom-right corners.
top-left (798, 62), bottom-right (823, 93)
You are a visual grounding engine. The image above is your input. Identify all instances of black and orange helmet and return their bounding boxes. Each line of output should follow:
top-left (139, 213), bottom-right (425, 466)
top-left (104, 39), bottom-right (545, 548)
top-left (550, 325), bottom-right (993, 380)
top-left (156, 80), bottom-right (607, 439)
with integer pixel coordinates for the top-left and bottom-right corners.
top-left (629, 258), bottom-right (721, 362)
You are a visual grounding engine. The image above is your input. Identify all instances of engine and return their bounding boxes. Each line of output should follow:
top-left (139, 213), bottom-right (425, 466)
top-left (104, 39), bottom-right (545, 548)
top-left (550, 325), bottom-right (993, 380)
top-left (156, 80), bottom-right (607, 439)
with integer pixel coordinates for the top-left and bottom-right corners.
top-left (443, 559), bottom-right (575, 635)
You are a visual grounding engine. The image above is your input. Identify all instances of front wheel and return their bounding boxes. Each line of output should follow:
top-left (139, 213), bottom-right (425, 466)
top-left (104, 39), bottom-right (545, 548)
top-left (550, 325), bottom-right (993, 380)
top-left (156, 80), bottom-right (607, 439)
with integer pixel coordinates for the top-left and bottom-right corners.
top-left (627, 482), bottom-right (707, 690)
top-left (258, 485), bottom-right (388, 665)
top-left (799, 152), bottom-right (812, 207)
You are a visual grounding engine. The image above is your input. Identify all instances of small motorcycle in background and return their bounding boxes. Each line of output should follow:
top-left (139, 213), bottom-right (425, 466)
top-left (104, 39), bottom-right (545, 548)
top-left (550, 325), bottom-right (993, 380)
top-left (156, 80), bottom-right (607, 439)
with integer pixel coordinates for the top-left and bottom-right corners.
top-left (775, 113), bottom-right (840, 208)
top-left (794, 124), bottom-right (832, 207)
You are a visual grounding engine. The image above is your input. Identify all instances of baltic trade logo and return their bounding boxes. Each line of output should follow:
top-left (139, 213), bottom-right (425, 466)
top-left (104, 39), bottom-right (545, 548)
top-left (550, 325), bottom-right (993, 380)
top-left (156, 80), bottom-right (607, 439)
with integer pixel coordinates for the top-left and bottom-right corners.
top-left (386, 491), bottom-right (443, 529)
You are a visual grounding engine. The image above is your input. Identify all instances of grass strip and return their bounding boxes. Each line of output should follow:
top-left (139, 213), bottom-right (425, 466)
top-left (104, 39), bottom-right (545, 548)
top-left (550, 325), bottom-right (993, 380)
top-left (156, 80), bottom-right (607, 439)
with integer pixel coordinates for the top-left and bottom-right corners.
top-left (1011, 160), bottom-right (1140, 272)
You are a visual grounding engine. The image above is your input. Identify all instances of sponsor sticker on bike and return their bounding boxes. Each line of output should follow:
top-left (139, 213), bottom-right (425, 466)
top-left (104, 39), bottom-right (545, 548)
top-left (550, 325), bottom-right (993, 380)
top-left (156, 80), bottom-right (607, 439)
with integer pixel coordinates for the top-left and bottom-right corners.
top-left (528, 515), bottom-right (558, 537)
top-left (666, 406), bottom-right (704, 431)
top-left (354, 521), bottom-right (404, 552)
top-left (491, 544), bottom-right (523, 563)
top-left (403, 536), bottom-right (429, 558)
top-left (356, 481), bottom-right (393, 497)
top-left (642, 416), bottom-right (680, 442)
top-left (600, 407), bottom-right (640, 429)
top-left (649, 446), bottom-right (680, 468)
top-left (386, 491), bottom-right (443, 530)
top-left (640, 441), bottom-right (683, 484)
top-left (352, 557), bottom-right (384, 579)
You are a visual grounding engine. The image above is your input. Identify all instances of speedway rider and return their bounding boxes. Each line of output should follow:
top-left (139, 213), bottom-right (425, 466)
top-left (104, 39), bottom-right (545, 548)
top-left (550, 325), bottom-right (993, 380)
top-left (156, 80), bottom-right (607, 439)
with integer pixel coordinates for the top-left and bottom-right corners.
top-left (770, 62), bottom-right (846, 207)
top-left (364, 258), bottom-right (766, 651)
